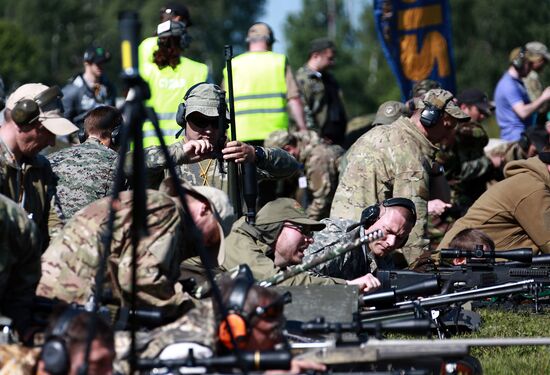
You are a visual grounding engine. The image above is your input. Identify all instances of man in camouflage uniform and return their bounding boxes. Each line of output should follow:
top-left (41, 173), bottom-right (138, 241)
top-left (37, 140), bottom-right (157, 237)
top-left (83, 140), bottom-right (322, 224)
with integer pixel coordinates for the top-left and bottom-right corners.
top-left (48, 105), bottom-right (120, 221)
top-left (264, 129), bottom-right (344, 220)
top-left (523, 41), bottom-right (550, 124)
top-left (0, 83), bottom-right (78, 248)
top-left (304, 198), bottom-right (416, 280)
top-left (37, 181), bottom-right (224, 317)
top-left (221, 198), bottom-right (381, 291)
top-left (331, 89), bottom-right (469, 265)
top-left (139, 83), bottom-right (299, 191)
top-left (0, 194), bottom-right (41, 338)
top-left (296, 38), bottom-right (347, 146)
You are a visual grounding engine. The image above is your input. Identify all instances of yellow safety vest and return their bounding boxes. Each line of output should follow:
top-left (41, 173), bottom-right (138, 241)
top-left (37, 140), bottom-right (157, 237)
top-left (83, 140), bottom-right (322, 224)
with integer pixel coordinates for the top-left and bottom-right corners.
top-left (224, 51), bottom-right (288, 142)
top-left (141, 55), bottom-right (208, 148)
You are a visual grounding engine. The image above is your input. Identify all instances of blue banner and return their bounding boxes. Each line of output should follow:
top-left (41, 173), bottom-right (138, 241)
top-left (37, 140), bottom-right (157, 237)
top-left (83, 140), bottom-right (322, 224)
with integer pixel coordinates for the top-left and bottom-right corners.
top-left (373, 0), bottom-right (457, 100)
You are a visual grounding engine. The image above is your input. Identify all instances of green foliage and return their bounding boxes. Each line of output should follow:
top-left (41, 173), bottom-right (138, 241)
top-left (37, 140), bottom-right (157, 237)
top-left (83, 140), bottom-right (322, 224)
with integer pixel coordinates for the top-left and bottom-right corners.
top-left (0, 0), bottom-right (265, 91)
top-left (465, 309), bottom-right (550, 375)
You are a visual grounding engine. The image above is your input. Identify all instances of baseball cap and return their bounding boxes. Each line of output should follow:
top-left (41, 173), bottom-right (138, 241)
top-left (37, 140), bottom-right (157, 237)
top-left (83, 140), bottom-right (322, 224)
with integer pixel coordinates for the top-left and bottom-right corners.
top-left (526, 41), bottom-right (550, 61)
top-left (416, 89), bottom-right (470, 121)
top-left (309, 37), bottom-right (335, 54)
top-left (373, 101), bottom-right (408, 126)
top-left (456, 88), bottom-right (494, 116)
top-left (246, 22), bottom-right (275, 44)
top-left (83, 46), bottom-right (111, 64)
top-left (160, 2), bottom-right (192, 26)
top-left (6, 83), bottom-right (78, 136)
top-left (184, 83), bottom-right (230, 120)
top-left (255, 198), bottom-right (326, 231)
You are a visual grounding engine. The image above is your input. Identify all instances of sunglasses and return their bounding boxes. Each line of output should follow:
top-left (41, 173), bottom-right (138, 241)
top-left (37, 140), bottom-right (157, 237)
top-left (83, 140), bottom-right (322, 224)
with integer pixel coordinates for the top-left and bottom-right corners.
top-left (283, 223), bottom-right (313, 237)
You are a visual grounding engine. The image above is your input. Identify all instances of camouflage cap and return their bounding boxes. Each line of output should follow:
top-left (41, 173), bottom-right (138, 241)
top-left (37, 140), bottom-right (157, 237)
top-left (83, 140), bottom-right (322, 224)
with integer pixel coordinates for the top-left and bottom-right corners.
top-left (416, 89), bottom-right (470, 120)
top-left (411, 79), bottom-right (441, 98)
top-left (184, 83), bottom-right (230, 120)
top-left (264, 130), bottom-right (294, 149)
top-left (373, 101), bottom-right (408, 126)
top-left (255, 198), bottom-right (326, 231)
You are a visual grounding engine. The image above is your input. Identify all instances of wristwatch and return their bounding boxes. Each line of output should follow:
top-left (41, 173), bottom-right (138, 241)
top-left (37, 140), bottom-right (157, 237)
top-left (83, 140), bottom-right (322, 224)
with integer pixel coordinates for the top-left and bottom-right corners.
top-left (254, 146), bottom-right (266, 163)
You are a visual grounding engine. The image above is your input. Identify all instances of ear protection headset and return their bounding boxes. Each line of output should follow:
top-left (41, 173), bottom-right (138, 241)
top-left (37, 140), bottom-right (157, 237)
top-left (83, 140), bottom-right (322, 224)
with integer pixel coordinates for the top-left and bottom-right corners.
top-left (11, 86), bottom-right (64, 127)
top-left (83, 47), bottom-right (111, 64)
top-left (512, 45), bottom-right (527, 71)
top-left (246, 22), bottom-right (275, 45)
top-left (157, 20), bottom-right (192, 50)
top-left (41, 308), bottom-right (82, 375)
top-left (419, 96), bottom-right (453, 128)
top-left (218, 265), bottom-right (255, 350)
top-left (78, 106), bottom-right (123, 146)
top-left (347, 197), bottom-right (417, 233)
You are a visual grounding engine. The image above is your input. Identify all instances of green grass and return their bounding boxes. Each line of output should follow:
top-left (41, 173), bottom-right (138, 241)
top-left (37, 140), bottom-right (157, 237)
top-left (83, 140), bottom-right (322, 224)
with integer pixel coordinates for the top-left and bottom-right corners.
top-left (462, 309), bottom-right (550, 375)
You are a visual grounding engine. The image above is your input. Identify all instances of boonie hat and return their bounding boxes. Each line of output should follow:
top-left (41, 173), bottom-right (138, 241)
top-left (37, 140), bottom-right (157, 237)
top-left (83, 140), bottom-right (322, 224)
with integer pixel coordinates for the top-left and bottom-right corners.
top-left (246, 22), bottom-right (275, 44)
top-left (416, 89), bottom-right (470, 121)
top-left (184, 84), bottom-right (230, 120)
top-left (373, 101), bottom-right (408, 126)
top-left (456, 88), bottom-right (494, 116)
top-left (6, 83), bottom-right (78, 136)
top-left (254, 198), bottom-right (326, 231)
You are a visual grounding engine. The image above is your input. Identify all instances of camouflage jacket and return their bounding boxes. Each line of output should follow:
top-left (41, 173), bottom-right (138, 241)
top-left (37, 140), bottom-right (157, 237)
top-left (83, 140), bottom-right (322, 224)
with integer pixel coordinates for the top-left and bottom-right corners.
top-left (437, 121), bottom-right (494, 208)
top-left (295, 65), bottom-right (347, 145)
top-left (140, 140), bottom-right (299, 191)
top-left (296, 131), bottom-right (344, 220)
top-left (523, 71), bottom-right (549, 120)
top-left (221, 217), bottom-right (346, 286)
top-left (303, 217), bottom-right (379, 280)
top-left (0, 136), bottom-right (62, 249)
top-left (330, 116), bottom-right (436, 265)
top-left (48, 137), bottom-right (118, 221)
top-left (0, 194), bottom-right (41, 335)
top-left (37, 190), bottom-right (196, 315)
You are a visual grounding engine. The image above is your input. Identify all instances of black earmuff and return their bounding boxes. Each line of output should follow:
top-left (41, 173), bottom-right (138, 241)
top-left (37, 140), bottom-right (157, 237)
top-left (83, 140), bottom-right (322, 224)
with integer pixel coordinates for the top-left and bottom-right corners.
top-left (420, 96), bottom-right (453, 128)
top-left (346, 197), bottom-right (417, 233)
top-left (382, 197), bottom-right (417, 224)
top-left (11, 86), bottom-right (64, 127)
top-left (218, 265), bottom-right (255, 350)
top-left (41, 308), bottom-right (82, 375)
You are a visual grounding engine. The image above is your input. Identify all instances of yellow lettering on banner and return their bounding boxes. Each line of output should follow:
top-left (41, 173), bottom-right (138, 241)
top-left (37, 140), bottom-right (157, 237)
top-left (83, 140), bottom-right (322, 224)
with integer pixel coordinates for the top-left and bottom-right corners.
top-left (398, 4), bottom-right (442, 31)
top-left (400, 32), bottom-right (450, 80)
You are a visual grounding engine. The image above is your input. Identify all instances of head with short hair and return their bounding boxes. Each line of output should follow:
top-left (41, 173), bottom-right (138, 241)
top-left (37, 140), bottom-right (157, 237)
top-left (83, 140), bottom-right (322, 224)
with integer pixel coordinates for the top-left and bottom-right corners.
top-left (307, 38), bottom-right (336, 71)
top-left (246, 22), bottom-right (275, 51)
top-left (364, 200), bottom-right (416, 257)
top-left (84, 105), bottom-right (121, 140)
top-left (449, 228), bottom-right (495, 252)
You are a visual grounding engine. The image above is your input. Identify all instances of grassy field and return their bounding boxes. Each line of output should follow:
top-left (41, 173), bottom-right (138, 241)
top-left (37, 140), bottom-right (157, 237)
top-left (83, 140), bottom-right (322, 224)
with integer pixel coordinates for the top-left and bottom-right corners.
top-left (463, 309), bottom-right (550, 375)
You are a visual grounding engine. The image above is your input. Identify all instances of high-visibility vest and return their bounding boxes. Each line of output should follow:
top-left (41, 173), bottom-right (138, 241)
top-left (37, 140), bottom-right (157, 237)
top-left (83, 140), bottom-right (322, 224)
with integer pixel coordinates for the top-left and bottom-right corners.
top-left (141, 56), bottom-right (208, 148)
top-left (224, 51), bottom-right (288, 142)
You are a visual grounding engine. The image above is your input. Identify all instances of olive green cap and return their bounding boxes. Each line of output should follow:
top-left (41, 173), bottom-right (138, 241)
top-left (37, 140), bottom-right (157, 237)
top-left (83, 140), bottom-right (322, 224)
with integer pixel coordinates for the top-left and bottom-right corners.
top-left (255, 198), bottom-right (326, 231)
top-left (373, 101), bottom-right (408, 126)
top-left (184, 83), bottom-right (230, 120)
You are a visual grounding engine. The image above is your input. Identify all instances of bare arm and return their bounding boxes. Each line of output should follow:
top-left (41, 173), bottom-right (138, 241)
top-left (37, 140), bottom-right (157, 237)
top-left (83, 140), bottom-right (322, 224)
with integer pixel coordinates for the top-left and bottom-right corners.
top-left (512, 87), bottom-right (550, 119)
top-left (288, 97), bottom-right (307, 131)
